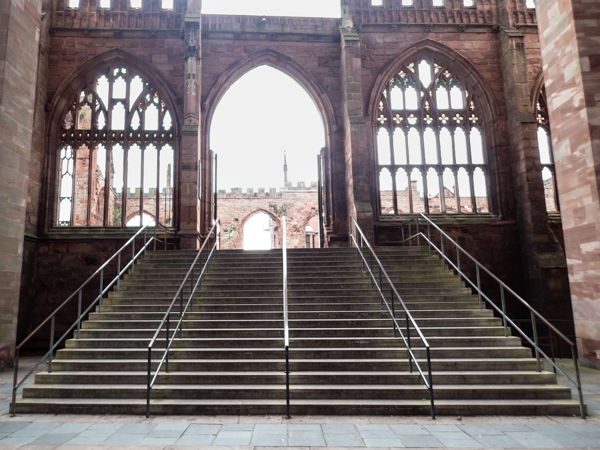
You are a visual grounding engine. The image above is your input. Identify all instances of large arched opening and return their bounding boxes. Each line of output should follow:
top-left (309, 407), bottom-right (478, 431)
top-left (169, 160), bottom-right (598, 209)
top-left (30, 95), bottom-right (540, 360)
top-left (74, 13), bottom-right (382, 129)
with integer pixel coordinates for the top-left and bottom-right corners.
top-left (209, 63), bottom-right (327, 250)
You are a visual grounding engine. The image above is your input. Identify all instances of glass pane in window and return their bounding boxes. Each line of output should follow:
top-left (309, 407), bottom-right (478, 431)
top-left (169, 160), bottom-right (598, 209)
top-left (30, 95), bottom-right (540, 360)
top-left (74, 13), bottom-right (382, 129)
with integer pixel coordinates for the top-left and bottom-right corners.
top-left (426, 168), bottom-right (440, 213)
top-left (377, 128), bottom-right (391, 165)
top-left (379, 168), bottom-right (394, 215)
top-left (163, 110), bottom-right (173, 131)
top-left (457, 167), bottom-right (472, 212)
top-left (68, 0), bottom-right (79, 8)
top-left (408, 127), bottom-right (422, 164)
top-left (411, 168), bottom-right (425, 213)
top-left (90, 145), bottom-right (106, 226)
top-left (464, 0), bottom-right (474, 7)
top-left (393, 128), bottom-right (407, 165)
top-left (390, 86), bottom-right (403, 110)
top-left (162, 0), bottom-right (173, 10)
top-left (537, 127), bottom-right (552, 164)
top-left (542, 167), bottom-right (558, 212)
top-left (405, 86), bottom-right (419, 110)
top-left (473, 167), bottom-right (489, 213)
top-left (109, 144), bottom-right (124, 226)
top-left (450, 85), bottom-right (464, 109)
top-left (443, 168), bottom-right (457, 213)
top-left (526, 0), bottom-right (535, 8)
top-left (131, 110), bottom-right (141, 131)
top-left (436, 86), bottom-right (449, 110)
top-left (395, 169), bottom-right (409, 213)
top-left (424, 127), bottom-right (438, 164)
top-left (470, 127), bottom-right (484, 164)
top-left (99, 0), bottom-right (110, 8)
top-left (73, 145), bottom-right (90, 226)
top-left (127, 145), bottom-right (142, 226)
top-left (77, 104), bottom-right (92, 130)
top-left (440, 127), bottom-right (453, 164)
top-left (59, 146), bottom-right (74, 226)
top-left (160, 145), bottom-right (174, 226)
top-left (131, 0), bottom-right (142, 9)
top-left (113, 76), bottom-right (127, 99)
top-left (130, 75), bottom-right (144, 111)
top-left (96, 75), bottom-right (109, 109)
top-left (418, 60), bottom-right (432, 88)
top-left (143, 145), bottom-right (158, 223)
top-left (454, 128), bottom-right (468, 164)
top-left (111, 102), bottom-right (126, 130)
top-left (145, 103), bottom-right (159, 131)
top-left (97, 110), bottom-right (106, 130)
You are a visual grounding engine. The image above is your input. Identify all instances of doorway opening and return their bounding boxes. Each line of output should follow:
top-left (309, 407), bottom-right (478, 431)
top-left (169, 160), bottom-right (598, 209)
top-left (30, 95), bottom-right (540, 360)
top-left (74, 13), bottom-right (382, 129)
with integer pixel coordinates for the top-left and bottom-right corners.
top-left (210, 65), bottom-right (325, 250)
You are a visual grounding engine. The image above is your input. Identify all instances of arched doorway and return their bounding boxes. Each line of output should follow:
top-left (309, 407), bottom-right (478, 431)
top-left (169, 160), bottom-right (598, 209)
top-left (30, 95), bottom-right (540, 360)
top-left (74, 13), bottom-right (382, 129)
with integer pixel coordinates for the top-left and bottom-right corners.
top-left (243, 212), bottom-right (275, 250)
top-left (209, 64), bottom-right (326, 250)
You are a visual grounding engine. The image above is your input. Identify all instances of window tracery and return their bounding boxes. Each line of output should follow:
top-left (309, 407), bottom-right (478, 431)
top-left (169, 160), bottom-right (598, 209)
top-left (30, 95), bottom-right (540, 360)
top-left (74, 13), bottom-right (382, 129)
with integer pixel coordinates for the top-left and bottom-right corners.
top-left (375, 56), bottom-right (489, 216)
top-left (535, 86), bottom-right (559, 213)
top-left (57, 66), bottom-right (175, 228)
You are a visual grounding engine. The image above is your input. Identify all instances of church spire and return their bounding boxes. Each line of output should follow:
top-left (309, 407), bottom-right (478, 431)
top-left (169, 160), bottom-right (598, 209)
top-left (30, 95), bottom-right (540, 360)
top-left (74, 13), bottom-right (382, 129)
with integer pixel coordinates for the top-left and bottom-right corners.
top-left (283, 151), bottom-right (288, 187)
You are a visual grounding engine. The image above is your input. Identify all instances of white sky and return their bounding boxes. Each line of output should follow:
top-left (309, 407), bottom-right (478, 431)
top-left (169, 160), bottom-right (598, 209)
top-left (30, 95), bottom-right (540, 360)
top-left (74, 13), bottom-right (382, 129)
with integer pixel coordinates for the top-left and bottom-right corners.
top-left (210, 66), bottom-right (325, 191)
top-left (202, 0), bottom-right (342, 18)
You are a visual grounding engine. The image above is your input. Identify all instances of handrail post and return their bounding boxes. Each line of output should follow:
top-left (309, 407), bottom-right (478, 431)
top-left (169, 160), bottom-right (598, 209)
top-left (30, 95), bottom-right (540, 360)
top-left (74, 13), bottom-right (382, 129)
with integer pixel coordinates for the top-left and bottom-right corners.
top-left (76, 290), bottom-right (82, 339)
top-left (179, 289), bottom-right (183, 339)
top-left (165, 316), bottom-right (170, 373)
top-left (426, 347), bottom-right (435, 419)
top-left (440, 233), bottom-right (445, 269)
top-left (99, 269), bottom-right (103, 313)
top-left (416, 217), bottom-right (420, 247)
top-left (10, 350), bottom-right (19, 416)
top-left (427, 221), bottom-right (431, 254)
top-left (154, 226), bottom-right (157, 251)
top-left (500, 286), bottom-right (508, 337)
top-left (132, 238), bottom-right (135, 275)
top-left (164, 227), bottom-right (167, 251)
top-left (369, 251), bottom-right (373, 289)
top-left (285, 345), bottom-right (290, 419)
top-left (531, 311), bottom-right (542, 372)
top-left (456, 248), bottom-right (462, 288)
top-left (401, 227), bottom-right (405, 245)
top-left (391, 287), bottom-right (396, 337)
top-left (571, 345), bottom-right (586, 419)
top-left (146, 348), bottom-right (151, 418)
top-left (144, 228), bottom-right (147, 257)
top-left (476, 265), bottom-right (482, 309)
top-left (117, 253), bottom-right (121, 291)
top-left (379, 266), bottom-right (383, 311)
top-left (406, 315), bottom-right (412, 373)
top-left (48, 316), bottom-right (55, 373)
top-left (408, 223), bottom-right (412, 246)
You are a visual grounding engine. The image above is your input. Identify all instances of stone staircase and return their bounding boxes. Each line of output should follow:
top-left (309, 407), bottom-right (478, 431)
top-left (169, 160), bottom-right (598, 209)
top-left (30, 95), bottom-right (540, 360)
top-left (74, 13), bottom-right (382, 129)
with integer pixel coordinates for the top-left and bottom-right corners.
top-left (14, 247), bottom-right (582, 415)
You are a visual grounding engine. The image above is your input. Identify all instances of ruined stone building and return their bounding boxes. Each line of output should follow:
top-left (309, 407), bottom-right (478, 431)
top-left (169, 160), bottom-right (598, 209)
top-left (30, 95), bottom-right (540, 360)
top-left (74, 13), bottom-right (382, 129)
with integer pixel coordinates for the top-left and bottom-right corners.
top-left (0, 0), bottom-right (599, 376)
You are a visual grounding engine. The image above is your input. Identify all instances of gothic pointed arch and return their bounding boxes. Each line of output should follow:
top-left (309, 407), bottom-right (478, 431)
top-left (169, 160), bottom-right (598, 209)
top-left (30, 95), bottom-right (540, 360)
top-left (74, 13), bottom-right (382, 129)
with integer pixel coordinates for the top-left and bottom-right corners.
top-left (202, 49), bottom-right (337, 142)
top-left (47, 49), bottom-right (181, 229)
top-left (531, 74), bottom-right (559, 213)
top-left (369, 40), bottom-right (498, 216)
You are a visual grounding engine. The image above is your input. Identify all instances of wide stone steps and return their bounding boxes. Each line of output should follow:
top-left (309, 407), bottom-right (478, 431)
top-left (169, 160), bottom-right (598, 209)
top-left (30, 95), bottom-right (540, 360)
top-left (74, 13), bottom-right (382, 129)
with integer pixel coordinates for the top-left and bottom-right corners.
top-left (15, 246), bottom-right (584, 416)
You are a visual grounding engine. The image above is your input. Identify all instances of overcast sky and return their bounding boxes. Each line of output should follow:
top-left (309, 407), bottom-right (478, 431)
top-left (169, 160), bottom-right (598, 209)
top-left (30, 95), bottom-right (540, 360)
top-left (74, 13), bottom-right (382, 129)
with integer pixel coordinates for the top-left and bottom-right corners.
top-left (210, 66), bottom-right (326, 191)
top-left (202, 0), bottom-right (342, 18)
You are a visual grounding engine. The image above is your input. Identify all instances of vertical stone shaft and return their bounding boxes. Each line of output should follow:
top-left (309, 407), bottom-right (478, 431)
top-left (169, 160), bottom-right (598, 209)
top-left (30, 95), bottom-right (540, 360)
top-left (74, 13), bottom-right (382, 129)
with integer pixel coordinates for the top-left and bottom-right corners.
top-left (536, 0), bottom-right (600, 368)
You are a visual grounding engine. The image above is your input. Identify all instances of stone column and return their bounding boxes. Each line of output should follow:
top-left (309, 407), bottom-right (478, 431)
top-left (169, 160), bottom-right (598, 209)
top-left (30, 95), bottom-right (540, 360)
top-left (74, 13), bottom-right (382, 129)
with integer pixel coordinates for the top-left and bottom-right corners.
top-left (0, 0), bottom-right (43, 367)
top-left (179, 0), bottom-right (202, 249)
top-left (497, 11), bottom-right (569, 318)
top-left (340, 9), bottom-right (374, 240)
top-left (536, 0), bottom-right (600, 368)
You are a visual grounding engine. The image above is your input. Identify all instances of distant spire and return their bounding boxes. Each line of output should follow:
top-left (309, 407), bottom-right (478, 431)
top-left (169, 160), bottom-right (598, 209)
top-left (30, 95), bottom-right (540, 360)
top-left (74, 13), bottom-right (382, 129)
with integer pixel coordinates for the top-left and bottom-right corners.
top-left (283, 151), bottom-right (288, 187)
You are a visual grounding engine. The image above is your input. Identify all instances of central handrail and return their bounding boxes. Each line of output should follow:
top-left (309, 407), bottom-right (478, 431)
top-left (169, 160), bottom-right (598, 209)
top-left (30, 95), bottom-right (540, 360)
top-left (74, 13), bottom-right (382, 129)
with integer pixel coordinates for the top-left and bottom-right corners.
top-left (146, 219), bottom-right (220, 417)
top-left (10, 223), bottom-right (175, 415)
top-left (350, 217), bottom-right (435, 419)
top-left (397, 213), bottom-right (585, 418)
top-left (282, 216), bottom-right (290, 418)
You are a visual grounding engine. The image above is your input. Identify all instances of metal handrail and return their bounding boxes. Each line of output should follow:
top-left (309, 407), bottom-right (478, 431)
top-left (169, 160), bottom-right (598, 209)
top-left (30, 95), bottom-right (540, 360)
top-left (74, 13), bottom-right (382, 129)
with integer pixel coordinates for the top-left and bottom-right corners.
top-left (10, 223), bottom-right (169, 415)
top-left (397, 213), bottom-right (585, 418)
top-left (350, 217), bottom-right (435, 419)
top-left (146, 219), bottom-right (220, 417)
top-left (282, 217), bottom-right (290, 418)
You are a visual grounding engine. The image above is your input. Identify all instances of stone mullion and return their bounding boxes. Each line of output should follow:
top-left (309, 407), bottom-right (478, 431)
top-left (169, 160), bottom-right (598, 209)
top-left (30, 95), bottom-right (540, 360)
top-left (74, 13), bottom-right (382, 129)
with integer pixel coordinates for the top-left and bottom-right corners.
top-left (70, 146), bottom-right (77, 226)
top-left (386, 102), bottom-right (399, 215)
top-left (86, 143), bottom-right (94, 226)
top-left (432, 85), bottom-right (446, 214)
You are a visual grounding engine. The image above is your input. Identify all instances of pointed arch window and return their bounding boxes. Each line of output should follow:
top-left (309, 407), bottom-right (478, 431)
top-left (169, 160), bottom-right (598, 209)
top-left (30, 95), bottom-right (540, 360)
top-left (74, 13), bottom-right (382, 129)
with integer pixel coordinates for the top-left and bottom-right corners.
top-left (375, 56), bottom-right (489, 215)
top-left (535, 85), bottom-right (559, 213)
top-left (57, 66), bottom-right (175, 227)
